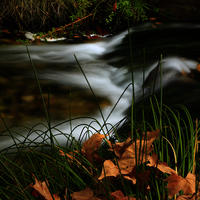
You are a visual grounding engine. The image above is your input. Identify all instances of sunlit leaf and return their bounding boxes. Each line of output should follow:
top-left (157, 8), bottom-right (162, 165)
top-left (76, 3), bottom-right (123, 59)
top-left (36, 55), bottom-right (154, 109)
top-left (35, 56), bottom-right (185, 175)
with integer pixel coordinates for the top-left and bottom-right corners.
top-left (147, 151), bottom-right (176, 174)
top-left (98, 160), bottom-right (129, 180)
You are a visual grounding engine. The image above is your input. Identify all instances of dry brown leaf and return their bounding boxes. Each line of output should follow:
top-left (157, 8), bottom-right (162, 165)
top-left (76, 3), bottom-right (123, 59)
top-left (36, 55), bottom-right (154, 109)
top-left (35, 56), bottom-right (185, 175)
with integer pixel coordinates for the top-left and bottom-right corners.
top-left (176, 192), bottom-right (200, 200)
top-left (110, 190), bottom-right (125, 200)
top-left (59, 150), bottom-right (79, 160)
top-left (123, 166), bottom-right (137, 185)
top-left (176, 194), bottom-right (194, 200)
top-left (147, 151), bottom-right (176, 174)
top-left (112, 129), bottom-right (159, 172)
top-left (105, 139), bottom-right (113, 149)
top-left (71, 186), bottom-right (101, 200)
top-left (110, 137), bottom-right (132, 158)
top-left (164, 172), bottom-right (196, 199)
top-left (138, 170), bottom-right (151, 194)
top-left (82, 133), bottom-right (105, 153)
top-left (118, 139), bottom-right (153, 172)
top-left (110, 190), bottom-right (138, 200)
top-left (98, 160), bottom-right (129, 180)
top-left (81, 133), bottom-right (105, 163)
top-left (141, 129), bottom-right (160, 141)
top-left (149, 17), bottom-right (156, 21)
top-left (124, 167), bottom-right (150, 193)
top-left (31, 174), bottom-right (60, 200)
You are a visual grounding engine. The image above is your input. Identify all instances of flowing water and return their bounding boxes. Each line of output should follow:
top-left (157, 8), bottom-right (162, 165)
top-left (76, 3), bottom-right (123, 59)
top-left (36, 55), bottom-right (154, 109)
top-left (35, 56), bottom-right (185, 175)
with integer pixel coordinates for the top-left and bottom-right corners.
top-left (1, 22), bottom-right (200, 149)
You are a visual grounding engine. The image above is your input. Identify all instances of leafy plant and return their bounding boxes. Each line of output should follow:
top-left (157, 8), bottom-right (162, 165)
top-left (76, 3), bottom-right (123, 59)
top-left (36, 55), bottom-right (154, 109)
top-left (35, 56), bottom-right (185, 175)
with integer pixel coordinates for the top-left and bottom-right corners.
top-left (1, 0), bottom-right (155, 33)
top-left (105, 0), bottom-right (150, 27)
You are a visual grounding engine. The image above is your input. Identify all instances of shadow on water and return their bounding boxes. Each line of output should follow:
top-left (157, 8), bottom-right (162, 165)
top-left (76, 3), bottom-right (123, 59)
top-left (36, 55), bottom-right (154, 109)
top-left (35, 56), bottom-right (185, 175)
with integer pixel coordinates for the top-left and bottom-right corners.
top-left (1, 22), bottom-right (200, 148)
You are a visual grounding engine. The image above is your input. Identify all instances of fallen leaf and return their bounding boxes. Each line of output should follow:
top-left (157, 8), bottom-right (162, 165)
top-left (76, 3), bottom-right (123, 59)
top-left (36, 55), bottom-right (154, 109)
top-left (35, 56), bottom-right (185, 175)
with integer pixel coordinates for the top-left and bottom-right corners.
top-left (149, 17), bottom-right (156, 21)
top-left (59, 149), bottom-right (79, 161)
top-left (118, 139), bottom-right (153, 171)
top-left (141, 129), bottom-right (160, 141)
top-left (123, 166), bottom-right (137, 185)
top-left (98, 160), bottom-right (129, 180)
top-left (81, 133), bottom-right (105, 164)
top-left (147, 152), bottom-right (176, 174)
top-left (123, 168), bottom-right (150, 193)
top-left (74, 35), bottom-right (82, 38)
top-left (82, 133), bottom-right (105, 152)
top-left (110, 190), bottom-right (137, 200)
top-left (71, 186), bottom-right (101, 200)
top-left (176, 194), bottom-right (195, 200)
top-left (138, 170), bottom-right (150, 194)
top-left (156, 22), bottom-right (162, 25)
top-left (113, 129), bottom-right (159, 157)
top-left (164, 172), bottom-right (196, 199)
top-left (176, 191), bottom-right (200, 200)
top-left (31, 174), bottom-right (60, 200)
top-left (112, 129), bottom-right (159, 172)
top-left (110, 190), bottom-right (125, 200)
top-left (111, 137), bottom-right (132, 158)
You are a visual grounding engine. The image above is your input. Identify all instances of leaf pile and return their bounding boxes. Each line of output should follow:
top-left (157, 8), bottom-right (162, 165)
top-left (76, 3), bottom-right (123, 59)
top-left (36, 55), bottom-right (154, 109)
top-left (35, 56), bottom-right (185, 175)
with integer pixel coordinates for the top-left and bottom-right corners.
top-left (29, 129), bottom-right (199, 200)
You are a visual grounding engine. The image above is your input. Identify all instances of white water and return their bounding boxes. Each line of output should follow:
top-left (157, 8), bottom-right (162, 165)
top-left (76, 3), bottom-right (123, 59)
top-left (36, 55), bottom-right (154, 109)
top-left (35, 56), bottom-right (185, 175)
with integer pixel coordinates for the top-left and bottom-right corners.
top-left (1, 22), bottom-right (200, 149)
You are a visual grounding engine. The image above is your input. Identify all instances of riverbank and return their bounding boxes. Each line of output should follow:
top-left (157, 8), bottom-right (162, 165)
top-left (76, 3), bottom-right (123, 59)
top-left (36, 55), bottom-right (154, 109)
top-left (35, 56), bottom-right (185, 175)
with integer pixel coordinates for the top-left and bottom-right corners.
top-left (1, 0), bottom-right (200, 41)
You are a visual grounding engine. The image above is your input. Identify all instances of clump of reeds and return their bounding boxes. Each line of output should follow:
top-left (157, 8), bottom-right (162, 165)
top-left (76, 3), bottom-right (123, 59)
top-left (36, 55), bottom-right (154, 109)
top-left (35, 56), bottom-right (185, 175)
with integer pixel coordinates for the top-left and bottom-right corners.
top-left (0, 45), bottom-right (199, 199)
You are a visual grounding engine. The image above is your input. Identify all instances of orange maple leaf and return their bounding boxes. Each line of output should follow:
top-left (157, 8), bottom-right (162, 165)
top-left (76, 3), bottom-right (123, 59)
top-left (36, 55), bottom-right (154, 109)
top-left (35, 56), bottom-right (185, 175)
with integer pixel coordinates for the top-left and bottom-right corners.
top-left (110, 190), bottom-right (138, 200)
top-left (147, 151), bottom-right (176, 174)
top-left (71, 186), bottom-right (101, 200)
top-left (164, 172), bottom-right (196, 199)
top-left (31, 174), bottom-right (60, 200)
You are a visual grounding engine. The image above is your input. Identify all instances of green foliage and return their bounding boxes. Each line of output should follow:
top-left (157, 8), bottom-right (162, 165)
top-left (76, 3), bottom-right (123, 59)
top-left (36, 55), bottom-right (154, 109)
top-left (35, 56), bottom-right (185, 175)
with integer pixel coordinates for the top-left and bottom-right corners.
top-left (1, 0), bottom-right (154, 33)
top-left (105, 0), bottom-right (150, 26)
top-left (16, 38), bottom-right (30, 44)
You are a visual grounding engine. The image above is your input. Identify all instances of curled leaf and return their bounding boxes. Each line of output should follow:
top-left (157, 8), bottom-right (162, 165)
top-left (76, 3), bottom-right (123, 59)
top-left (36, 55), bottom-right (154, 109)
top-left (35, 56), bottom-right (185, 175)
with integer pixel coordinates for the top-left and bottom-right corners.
top-left (147, 151), bottom-right (176, 174)
top-left (81, 133), bottom-right (105, 164)
top-left (31, 174), bottom-right (60, 200)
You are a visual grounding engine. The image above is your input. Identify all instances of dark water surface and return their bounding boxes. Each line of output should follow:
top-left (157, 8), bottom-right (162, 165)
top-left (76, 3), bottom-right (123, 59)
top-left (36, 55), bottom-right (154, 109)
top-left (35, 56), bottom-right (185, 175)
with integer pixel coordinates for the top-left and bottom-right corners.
top-left (1, 22), bottom-right (200, 149)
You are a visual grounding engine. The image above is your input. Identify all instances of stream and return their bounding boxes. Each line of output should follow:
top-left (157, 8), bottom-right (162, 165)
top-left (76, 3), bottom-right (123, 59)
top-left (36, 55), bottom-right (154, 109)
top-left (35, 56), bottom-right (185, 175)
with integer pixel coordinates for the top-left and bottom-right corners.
top-left (1, 22), bottom-right (200, 149)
